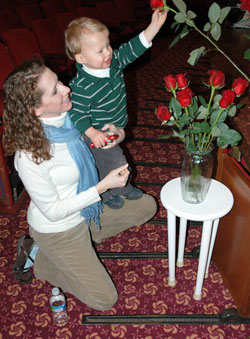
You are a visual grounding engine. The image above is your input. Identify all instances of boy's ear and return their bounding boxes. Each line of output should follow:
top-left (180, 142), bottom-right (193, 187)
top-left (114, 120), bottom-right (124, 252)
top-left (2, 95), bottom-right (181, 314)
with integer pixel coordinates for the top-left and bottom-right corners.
top-left (75, 53), bottom-right (85, 64)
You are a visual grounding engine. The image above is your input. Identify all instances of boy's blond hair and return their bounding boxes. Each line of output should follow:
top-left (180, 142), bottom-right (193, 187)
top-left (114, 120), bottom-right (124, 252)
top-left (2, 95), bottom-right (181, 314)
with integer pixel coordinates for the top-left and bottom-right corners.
top-left (65, 17), bottom-right (108, 60)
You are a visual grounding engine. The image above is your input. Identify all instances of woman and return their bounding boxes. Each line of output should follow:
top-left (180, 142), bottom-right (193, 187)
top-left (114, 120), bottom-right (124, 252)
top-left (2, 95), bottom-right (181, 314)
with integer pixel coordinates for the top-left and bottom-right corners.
top-left (3, 58), bottom-right (156, 311)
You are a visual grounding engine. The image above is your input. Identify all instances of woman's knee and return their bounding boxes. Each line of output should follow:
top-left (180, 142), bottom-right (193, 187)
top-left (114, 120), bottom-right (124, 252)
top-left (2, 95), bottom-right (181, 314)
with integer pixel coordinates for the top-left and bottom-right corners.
top-left (82, 285), bottom-right (118, 311)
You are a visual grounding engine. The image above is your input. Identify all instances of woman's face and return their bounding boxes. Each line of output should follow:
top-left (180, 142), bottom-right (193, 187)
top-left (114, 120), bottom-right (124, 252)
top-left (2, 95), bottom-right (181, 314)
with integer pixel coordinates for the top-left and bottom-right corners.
top-left (35, 67), bottom-right (72, 118)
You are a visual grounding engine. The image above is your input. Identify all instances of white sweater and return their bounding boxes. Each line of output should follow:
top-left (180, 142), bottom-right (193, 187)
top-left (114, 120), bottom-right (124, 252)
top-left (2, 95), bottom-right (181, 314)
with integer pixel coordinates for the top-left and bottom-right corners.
top-left (14, 112), bottom-right (101, 233)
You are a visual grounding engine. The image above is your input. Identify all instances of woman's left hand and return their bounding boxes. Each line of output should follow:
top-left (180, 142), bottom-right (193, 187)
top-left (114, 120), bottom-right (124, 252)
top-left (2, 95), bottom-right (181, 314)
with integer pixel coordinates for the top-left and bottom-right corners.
top-left (101, 124), bottom-right (125, 149)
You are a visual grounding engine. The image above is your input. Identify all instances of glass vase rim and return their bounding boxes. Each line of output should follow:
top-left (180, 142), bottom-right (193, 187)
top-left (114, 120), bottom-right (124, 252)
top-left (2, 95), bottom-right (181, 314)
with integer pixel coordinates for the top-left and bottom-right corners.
top-left (184, 144), bottom-right (214, 155)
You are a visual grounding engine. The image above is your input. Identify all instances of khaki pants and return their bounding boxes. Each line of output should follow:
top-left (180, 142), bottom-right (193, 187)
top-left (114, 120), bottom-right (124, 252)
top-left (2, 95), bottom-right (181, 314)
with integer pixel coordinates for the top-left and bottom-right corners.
top-left (29, 194), bottom-right (156, 311)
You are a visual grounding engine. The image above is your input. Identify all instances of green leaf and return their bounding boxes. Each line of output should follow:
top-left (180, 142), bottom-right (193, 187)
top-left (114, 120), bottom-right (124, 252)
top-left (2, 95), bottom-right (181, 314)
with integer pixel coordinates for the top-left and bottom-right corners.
top-left (228, 104), bottom-right (237, 117)
top-left (186, 19), bottom-right (195, 27)
top-left (216, 122), bottom-right (229, 135)
top-left (219, 6), bottom-right (231, 24)
top-left (210, 22), bottom-right (221, 41)
top-left (203, 22), bottom-right (211, 32)
top-left (169, 34), bottom-right (181, 49)
top-left (200, 121), bottom-right (210, 133)
top-left (165, 120), bottom-right (176, 126)
top-left (243, 34), bottom-right (250, 39)
top-left (236, 103), bottom-right (244, 109)
top-left (196, 106), bottom-right (207, 119)
top-left (180, 25), bottom-right (189, 39)
top-left (174, 12), bottom-right (187, 23)
top-left (211, 125), bottom-right (222, 136)
top-left (198, 96), bottom-right (207, 107)
top-left (172, 129), bottom-right (186, 139)
top-left (191, 122), bottom-right (202, 134)
top-left (187, 47), bottom-right (206, 65)
top-left (188, 98), bottom-right (199, 117)
top-left (217, 129), bottom-right (242, 147)
top-left (244, 48), bottom-right (250, 60)
top-left (158, 134), bottom-right (175, 139)
top-left (170, 21), bottom-right (178, 29)
top-left (172, 0), bottom-right (187, 13)
top-left (187, 10), bottom-right (196, 20)
top-left (169, 97), bottom-right (182, 118)
top-left (214, 94), bottom-right (222, 103)
top-left (178, 114), bottom-right (190, 128)
top-left (210, 109), bottom-right (227, 125)
top-left (208, 2), bottom-right (221, 24)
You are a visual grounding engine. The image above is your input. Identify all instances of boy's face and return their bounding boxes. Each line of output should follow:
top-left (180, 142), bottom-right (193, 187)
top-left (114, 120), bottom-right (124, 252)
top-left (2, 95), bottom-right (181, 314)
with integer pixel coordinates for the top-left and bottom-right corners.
top-left (75, 29), bottom-right (113, 70)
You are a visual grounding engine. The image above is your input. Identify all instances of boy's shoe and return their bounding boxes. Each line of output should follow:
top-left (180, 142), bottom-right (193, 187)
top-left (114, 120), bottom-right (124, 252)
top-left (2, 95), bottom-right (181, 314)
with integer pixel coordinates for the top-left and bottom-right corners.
top-left (13, 235), bottom-right (35, 284)
top-left (103, 195), bottom-right (124, 209)
top-left (122, 187), bottom-right (143, 200)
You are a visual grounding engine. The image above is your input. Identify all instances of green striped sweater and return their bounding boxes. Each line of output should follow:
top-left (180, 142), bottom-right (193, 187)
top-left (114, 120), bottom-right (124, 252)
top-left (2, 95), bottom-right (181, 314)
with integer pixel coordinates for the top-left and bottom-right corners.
top-left (69, 34), bottom-right (148, 133)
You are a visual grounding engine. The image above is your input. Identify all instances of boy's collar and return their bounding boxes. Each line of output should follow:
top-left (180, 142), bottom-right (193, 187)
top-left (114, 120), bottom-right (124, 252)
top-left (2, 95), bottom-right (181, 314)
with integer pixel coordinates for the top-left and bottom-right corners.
top-left (81, 63), bottom-right (110, 78)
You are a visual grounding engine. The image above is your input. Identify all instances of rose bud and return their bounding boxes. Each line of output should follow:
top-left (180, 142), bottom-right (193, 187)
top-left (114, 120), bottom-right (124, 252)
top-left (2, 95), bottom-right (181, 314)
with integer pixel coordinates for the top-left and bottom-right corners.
top-left (221, 89), bottom-right (235, 106)
top-left (219, 97), bottom-right (230, 108)
top-left (177, 87), bottom-right (193, 107)
top-left (208, 70), bottom-right (225, 88)
top-left (150, 0), bottom-right (165, 9)
top-left (240, 0), bottom-right (250, 11)
top-left (232, 78), bottom-right (249, 96)
top-left (155, 106), bottom-right (171, 121)
top-left (163, 74), bottom-right (177, 91)
top-left (177, 73), bottom-right (188, 89)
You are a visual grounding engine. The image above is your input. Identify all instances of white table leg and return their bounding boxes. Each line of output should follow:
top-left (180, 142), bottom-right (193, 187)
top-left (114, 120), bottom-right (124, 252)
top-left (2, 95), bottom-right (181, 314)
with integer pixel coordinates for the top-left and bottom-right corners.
top-left (205, 218), bottom-right (220, 278)
top-left (177, 217), bottom-right (187, 267)
top-left (167, 210), bottom-right (177, 286)
top-left (193, 220), bottom-right (213, 300)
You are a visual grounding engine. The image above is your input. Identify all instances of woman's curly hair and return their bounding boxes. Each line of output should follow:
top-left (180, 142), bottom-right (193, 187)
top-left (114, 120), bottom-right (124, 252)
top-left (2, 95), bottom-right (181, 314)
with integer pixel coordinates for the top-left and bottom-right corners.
top-left (2, 57), bottom-right (51, 164)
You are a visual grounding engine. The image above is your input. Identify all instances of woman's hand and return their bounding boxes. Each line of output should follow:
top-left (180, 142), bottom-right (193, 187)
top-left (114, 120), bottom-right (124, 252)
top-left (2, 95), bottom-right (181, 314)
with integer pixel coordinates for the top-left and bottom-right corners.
top-left (101, 124), bottom-right (125, 149)
top-left (95, 164), bottom-right (129, 194)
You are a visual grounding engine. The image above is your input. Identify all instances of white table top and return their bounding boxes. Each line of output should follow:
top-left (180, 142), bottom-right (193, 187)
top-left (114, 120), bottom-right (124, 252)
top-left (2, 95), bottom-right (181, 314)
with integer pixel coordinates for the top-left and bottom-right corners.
top-left (160, 178), bottom-right (234, 221)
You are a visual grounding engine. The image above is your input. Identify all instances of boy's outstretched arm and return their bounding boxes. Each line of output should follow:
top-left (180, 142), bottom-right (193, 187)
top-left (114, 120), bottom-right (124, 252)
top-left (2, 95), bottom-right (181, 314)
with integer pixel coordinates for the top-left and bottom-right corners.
top-left (144, 9), bottom-right (168, 44)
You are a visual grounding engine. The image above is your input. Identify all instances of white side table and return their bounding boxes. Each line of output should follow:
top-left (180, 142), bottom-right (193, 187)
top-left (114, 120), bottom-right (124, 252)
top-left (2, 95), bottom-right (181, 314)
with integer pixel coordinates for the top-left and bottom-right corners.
top-left (160, 177), bottom-right (234, 300)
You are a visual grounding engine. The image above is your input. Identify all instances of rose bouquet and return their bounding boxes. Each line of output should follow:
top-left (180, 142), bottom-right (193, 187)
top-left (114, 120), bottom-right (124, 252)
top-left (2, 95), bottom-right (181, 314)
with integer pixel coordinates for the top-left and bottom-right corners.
top-left (155, 71), bottom-right (249, 152)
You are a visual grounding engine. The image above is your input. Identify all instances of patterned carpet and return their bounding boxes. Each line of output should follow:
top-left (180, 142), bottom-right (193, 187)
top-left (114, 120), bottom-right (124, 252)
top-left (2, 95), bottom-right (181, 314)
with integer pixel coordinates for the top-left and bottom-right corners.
top-left (1, 32), bottom-right (250, 338)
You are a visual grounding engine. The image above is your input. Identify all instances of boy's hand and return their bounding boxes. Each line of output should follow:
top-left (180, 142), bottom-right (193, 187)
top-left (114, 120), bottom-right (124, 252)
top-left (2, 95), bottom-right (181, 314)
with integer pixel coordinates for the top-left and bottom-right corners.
top-left (101, 124), bottom-right (125, 149)
top-left (152, 8), bottom-right (168, 29)
top-left (85, 127), bottom-right (109, 148)
top-left (144, 9), bottom-right (168, 44)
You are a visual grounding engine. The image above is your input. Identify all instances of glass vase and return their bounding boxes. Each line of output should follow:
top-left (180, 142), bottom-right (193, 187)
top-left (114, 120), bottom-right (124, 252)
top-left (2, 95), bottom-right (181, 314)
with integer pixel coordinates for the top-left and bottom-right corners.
top-left (180, 146), bottom-right (214, 204)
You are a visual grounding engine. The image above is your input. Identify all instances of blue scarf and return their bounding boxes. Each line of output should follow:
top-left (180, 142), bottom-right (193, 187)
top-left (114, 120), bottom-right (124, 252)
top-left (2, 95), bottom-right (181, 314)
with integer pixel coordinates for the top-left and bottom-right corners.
top-left (43, 113), bottom-right (102, 230)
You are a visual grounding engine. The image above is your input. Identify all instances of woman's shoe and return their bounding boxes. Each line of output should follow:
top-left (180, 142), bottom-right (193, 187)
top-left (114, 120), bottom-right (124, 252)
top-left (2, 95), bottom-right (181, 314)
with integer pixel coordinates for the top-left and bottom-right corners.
top-left (12, 235), bottom-right (35, 284)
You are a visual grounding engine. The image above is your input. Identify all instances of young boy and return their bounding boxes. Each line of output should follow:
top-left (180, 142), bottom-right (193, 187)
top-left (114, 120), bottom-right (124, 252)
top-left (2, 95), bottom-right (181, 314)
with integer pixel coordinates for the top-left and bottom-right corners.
top-left (65, 10), bottom-right (167, 209)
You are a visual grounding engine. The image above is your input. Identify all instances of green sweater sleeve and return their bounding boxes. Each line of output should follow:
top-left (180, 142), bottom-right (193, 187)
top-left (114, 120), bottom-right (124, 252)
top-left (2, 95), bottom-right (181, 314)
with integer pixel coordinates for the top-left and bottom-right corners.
top-left (114, 34), bottom-right (149, 70)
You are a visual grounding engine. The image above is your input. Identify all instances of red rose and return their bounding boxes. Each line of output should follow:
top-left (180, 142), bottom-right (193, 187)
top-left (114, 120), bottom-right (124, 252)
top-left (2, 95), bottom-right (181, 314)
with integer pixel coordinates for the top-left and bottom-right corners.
top-left (155, 106), bottom-right (171, 121)
top-left (219, 97), bottom-right (229, 108)
top-left (240, 0), bottom-right (250, 11)
top-left (177, 87), bottom-right (193, 107)
top-left (222, 89), bottom-right (235, 105)
top-left (176, 73), bottom-right (188, 89)
top-left (150, 0), bottom-right (165, 9)
top-left (219, 89), bottom-right (235, 108)
top-left (232, 78), bottom-right (249, 96)
top-left (163, 74), bottom-right (177, 91)
top-left (208, 70), bottom-right (225, 88)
